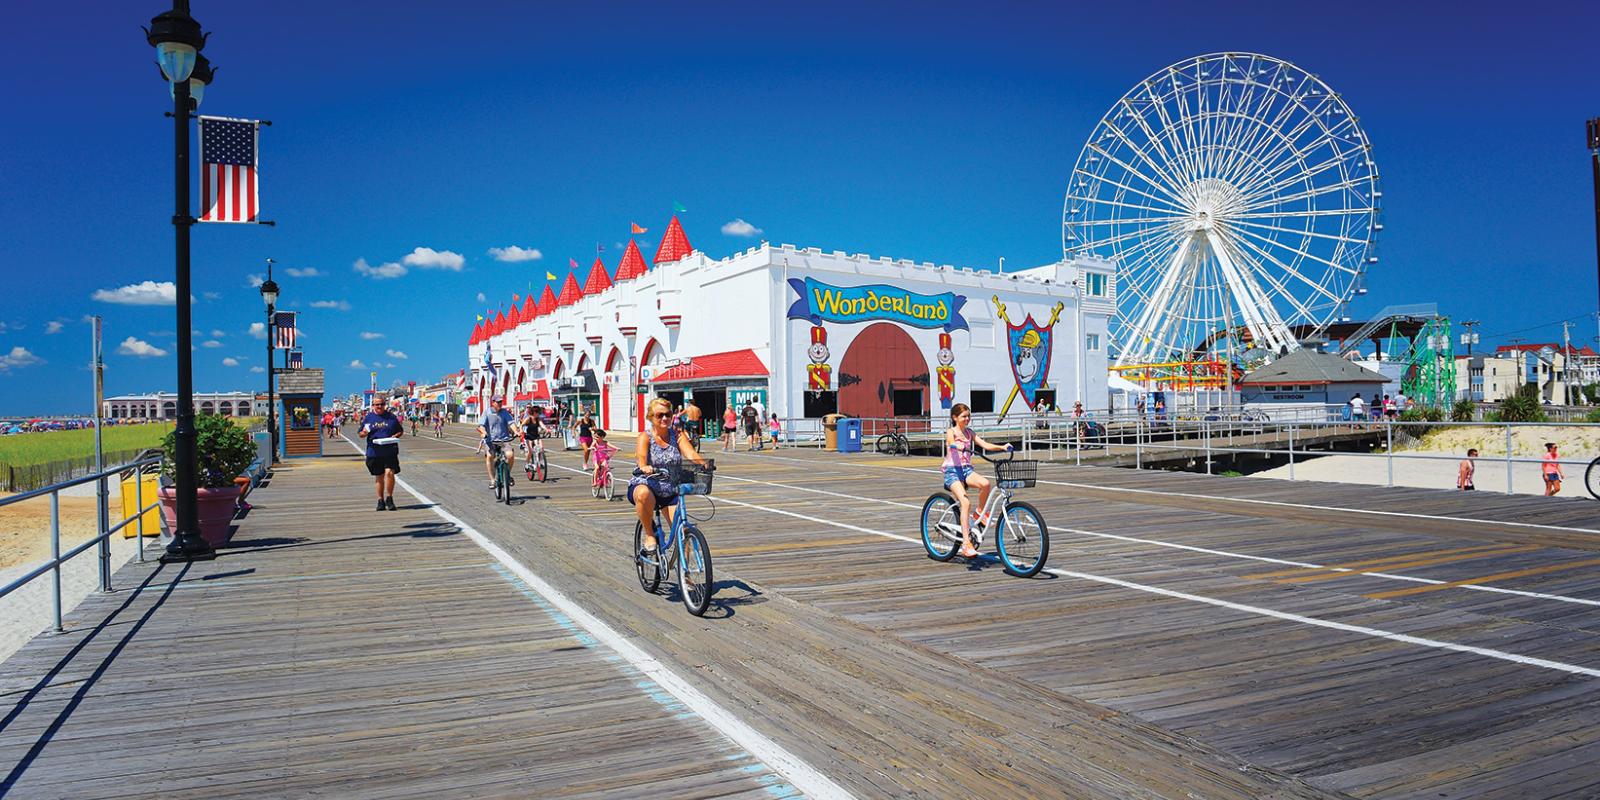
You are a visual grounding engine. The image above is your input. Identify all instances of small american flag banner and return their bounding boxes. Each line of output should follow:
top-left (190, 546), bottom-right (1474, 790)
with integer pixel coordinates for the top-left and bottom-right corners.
top-left (198, 116), bottom-right (260, 223)
top-left (287, 350), bottom-right (304, 370)
top-left (273, 312), bottom-right (297, 349)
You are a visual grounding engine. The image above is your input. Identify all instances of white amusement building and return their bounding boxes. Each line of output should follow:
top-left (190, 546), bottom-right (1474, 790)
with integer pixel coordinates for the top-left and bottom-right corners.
top-left (466, 217), bottom-right (1114, 432)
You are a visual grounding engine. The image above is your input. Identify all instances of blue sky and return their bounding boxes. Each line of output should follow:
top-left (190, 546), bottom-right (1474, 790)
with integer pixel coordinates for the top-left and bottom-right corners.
top-left (1, 1), bottom-right (1597, 415)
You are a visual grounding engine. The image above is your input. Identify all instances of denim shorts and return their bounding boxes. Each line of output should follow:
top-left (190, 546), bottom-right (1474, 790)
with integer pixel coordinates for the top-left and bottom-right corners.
top-left (942, 465), bottom-right (974, 489)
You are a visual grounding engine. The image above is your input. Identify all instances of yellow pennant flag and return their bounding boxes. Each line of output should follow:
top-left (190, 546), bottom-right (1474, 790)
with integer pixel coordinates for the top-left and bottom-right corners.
top-left (546, 271), bottom-right (557, 281)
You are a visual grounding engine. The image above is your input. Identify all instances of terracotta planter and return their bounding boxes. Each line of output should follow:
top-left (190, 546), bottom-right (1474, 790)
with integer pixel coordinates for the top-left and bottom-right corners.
top-left (158, 485), bottom-right (243, 547)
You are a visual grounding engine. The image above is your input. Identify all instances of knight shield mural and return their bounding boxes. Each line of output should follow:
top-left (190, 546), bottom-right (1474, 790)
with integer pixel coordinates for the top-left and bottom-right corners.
top-left (993, 296), bottom-right (1064, 422)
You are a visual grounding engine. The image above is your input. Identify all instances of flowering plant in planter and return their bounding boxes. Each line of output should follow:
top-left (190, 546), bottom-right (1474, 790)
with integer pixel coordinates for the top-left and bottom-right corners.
top-left (161, 413), bottom-right (257, 488)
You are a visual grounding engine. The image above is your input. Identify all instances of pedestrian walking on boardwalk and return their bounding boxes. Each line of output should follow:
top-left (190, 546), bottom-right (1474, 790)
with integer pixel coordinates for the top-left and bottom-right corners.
top-left (722, 406), bottom-right (738, 452)
top-left (1457, 448), bottom-right (1477, 491)
top-left (742, 400), bottom-right (760, 451)
top-left (1543, 442), bottom-right (1565, 496)
top-left (768, 413), bottom-right (782, 449)
top-left (360, 395), bottom-right (405, 511)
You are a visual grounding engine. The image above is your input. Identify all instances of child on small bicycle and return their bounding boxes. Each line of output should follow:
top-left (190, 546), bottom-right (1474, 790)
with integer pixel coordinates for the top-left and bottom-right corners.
top-left (591, 429), bottom-right (618, 490)
top-left (943, 402), bottom-right (1011, 558)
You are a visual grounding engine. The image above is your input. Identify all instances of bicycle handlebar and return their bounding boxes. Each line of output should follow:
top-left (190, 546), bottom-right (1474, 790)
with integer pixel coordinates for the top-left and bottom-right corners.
top-left (975, 446), bottom-right (1016, 464)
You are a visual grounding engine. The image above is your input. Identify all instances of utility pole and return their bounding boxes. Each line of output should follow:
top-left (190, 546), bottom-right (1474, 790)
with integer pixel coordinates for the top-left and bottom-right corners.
top-left (1561, 320), bottom-right (1575, 405)
top-left (1460, 319), bottom-right (1480, 357)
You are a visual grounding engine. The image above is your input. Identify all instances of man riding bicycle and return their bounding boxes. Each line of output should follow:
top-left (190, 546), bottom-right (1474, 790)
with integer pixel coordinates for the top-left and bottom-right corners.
top-left (476, 396), bottom-right (524, 488)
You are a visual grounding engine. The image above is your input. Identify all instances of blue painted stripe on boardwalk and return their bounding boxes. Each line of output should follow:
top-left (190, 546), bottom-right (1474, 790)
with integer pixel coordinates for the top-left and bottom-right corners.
top-left (486, 563), bottom-right (801, 797)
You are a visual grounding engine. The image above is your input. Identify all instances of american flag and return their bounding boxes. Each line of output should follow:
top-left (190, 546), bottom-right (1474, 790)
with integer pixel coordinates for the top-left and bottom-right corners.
top-left (287, 350), bottom-right (303, 370)
top-left (198, 117), bottom-right (259, 223)
top-left (274, 312), bottom-right (296, 349)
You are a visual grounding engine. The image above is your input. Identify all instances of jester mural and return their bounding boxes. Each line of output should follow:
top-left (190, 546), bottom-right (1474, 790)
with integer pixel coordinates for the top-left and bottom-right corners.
top-left (806, 325), bottom-right (832, 391)
top-left (992, 296), bottom-right (1064, 423)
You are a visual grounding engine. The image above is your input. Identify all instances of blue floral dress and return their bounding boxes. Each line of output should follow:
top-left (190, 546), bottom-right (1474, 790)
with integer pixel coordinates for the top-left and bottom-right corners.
top-left (628, 425), bottom-right (682, 507)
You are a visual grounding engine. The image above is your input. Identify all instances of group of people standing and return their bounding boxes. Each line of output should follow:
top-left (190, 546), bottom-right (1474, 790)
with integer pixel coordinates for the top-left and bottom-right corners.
top-left (718, 400), bottom-right (781, 452)
top-left (1347, 391), bottom-right (1411, 421)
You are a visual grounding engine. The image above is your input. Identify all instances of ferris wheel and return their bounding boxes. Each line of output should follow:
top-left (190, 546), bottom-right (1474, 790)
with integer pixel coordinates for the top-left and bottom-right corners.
top-left (1063, 52), bottom-right (1381, 367)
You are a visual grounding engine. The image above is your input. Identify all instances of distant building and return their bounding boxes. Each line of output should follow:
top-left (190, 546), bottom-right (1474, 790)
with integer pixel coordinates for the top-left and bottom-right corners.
top-left (1239, 350), bottom-right (1387, 419)
top-left (1490, 344), bottom-right (1582, 403)
top-left (103, 391), bottom-right (257, 420)
top-left (1455, 354), bottom-right (1521, 403)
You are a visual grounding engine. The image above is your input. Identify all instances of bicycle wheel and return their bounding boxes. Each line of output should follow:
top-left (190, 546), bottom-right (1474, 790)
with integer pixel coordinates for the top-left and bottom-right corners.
top-left (875, 433), bottom-right (895, 455)
top-left (679, 524), bottom-right (714, 616)
top-left (535, 452), bottom-right (547, 483)
top-left (895, 434), bottom-right (910, 456)
top-left (634, 521), bottom-right (662, 593)
top-left (499, 460), bottom-right (513, 505)
top-left (996, 500), bottom-right (1049, 578)
top-left (1586, 458), bottom-right (1600, 501)
top-left (919, 492), bottom-right (961, 561)
top-left (602, 473), bottom-right (614, 501)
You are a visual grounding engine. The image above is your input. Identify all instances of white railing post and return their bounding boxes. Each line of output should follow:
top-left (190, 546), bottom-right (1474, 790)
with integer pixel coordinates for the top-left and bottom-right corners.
top-left (1204, 419), bottom-right (1212, 475)
top-left (51, 491), bottom-right (63, 633)
top-left (1505, 424), bottom-right (1514, 495)
top-left (1288, 423), bottom-right (1296, 480)
top-left (135, 465), bottom-right (146, 563)
top-left (1386, 422), bottom-right (1394, 487)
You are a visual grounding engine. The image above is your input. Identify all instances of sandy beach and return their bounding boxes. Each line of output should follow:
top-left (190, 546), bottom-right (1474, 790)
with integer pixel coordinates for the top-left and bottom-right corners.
top-left (1256, 451), bottom-right (1594, 497)
top-left (0, 482), bottom-right (152, 663)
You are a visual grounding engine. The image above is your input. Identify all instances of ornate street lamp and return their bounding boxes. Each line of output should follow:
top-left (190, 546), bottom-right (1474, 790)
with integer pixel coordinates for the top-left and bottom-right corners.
top-left (147, 0), bottom-right (215, 562)
top-left (260, 260), bottom-right (280, 464)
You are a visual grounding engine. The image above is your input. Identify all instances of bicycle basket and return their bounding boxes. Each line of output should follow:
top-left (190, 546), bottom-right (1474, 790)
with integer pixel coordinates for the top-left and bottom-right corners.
top-left (668, 460), bottom-right (715, 496)
top-left (994, 459), bottom-right (1037, 489)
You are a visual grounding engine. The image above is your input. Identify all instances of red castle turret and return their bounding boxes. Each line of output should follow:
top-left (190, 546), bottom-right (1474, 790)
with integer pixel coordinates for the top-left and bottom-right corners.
top-left (581, 255), bottom-right (613, 295)
top-left (615, 239), bottom-right (649, 282)
top-left (653, 215), bottom-right (693, 264)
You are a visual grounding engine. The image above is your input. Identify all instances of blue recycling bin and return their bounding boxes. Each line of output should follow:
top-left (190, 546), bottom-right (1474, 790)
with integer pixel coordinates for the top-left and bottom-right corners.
top-left (837, 417), bottom-right (862, 453)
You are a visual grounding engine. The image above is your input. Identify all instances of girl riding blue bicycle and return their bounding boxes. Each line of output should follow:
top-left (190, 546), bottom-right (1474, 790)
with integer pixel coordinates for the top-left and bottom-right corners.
top-left (943, 402), bottom-right (1011, 558)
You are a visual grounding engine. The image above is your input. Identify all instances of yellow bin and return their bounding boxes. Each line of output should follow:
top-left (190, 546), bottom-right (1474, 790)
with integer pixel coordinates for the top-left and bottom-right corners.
top-left (120, 473), bottom-right (162, 538)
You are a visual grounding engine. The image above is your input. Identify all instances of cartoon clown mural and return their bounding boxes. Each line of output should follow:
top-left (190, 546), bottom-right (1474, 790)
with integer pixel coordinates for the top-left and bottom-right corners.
top-left (992, 295), bottom-right (1064, 423)
top-left (806, 325), bottom-right (832, 392)
top-left (935, 332), bottom-right (956, 409)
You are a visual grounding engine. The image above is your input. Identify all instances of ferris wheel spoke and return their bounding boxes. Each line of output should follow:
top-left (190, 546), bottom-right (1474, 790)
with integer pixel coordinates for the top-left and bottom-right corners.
top-left (1065, 213), bottom-right (1189, 228)
top-left (1070, 192), bottom-right (1190, 220)
top-left (1233, 208), bottom-right (1372, 220)
top-left (1204, 229), bottom-right (1294, 353)
top-left (1077, 170), bottom-right (1190, 215)
top-left (1223, 228), bottom-right (1348, 311)
top-left (1217, 87), bottom-right (1300, 189)
top-left (1219, 86), bottom-right (1315, 188)
top-left (1098, 116), bottom-right (1192, 199)
top-left (1245, 177), bottom-right (1372, 213)
top-left (1144, 79), bottom-right (1204, 185)
top-left (1119, 92), bottom-right (1195, 188)
top-left (1238, 141), bottom-right (1365, 205)
top-left (1228, 217), bottom-right (1366, 246)
top-left (1227, 224), bottom-right (1361, 284)
top-left (1228, 99), bottom-right (1341, 195)
top-left (1081, 223), bottom-right (1187, 255)
top-left (1085, 142), bottom-right (1191, 207)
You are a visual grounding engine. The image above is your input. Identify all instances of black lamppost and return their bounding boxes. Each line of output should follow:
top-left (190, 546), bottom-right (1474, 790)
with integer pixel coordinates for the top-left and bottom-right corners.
top-left (147, 0), bottom-right (216, 562)
top-left (261, 259), bottom-right (280, 464)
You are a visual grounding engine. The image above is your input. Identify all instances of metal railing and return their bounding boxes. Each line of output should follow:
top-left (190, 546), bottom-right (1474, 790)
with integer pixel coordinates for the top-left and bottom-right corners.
top-left (0, 454), bottom-right (162, 633)
top-left (1020, 416), bottom-right (1598, 496)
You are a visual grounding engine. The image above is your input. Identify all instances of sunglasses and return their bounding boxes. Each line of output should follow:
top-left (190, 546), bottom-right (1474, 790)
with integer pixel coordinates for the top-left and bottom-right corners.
top-left (651, 412), bottom-right (671, 419)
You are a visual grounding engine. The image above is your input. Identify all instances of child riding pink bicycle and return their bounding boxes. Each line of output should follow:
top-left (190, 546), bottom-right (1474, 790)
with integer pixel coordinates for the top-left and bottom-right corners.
top-left (591, 430), bottom-right (619, 499)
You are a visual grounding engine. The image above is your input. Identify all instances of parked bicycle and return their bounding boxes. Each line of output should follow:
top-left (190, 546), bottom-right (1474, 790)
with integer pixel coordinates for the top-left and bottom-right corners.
top-left (486, 438), bottom-right (515, 504)
top-left (919, 450), bottom-right (1049, 577)
top-left (875, 421), bottom-right (910, 456)
top-left (634, 461), bottom-right (716, 616)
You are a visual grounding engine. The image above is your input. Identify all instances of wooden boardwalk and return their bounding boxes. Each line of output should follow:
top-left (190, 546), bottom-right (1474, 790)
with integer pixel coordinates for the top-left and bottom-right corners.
top-left (2, 425), bottom-right (1597, 798)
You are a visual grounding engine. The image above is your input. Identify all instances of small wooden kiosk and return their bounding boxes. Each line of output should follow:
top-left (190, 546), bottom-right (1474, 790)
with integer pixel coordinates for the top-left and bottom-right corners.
top-left (278, 368), bottom-right (325, 458)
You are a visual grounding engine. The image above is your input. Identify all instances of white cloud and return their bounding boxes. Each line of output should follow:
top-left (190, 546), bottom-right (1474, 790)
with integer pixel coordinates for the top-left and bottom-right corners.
top-left (403, 247), bottom-right (465, 271)
top-left (383, 362), bottom-right (398, 369)
top-left (247, 274), bottom-right (264, 288)
top-left (249, 366), bottom-right (265, 373)
top-left (310, 299), bottom-right (351, 311)
top-left (44, 321), bottom-right (64, 335)
top-left (285, 267), bottom-right (323, 277)
top-left (92, 280), bottom-right (177, 306)
top-left (385, 349), bottom-right (408, 360)
top-left (348, 359), bottom-right (367, 369)
top-left (202, 291), bottom-right (222, 301)
top-left (117, 337), bottom-right (168, 358)
top-left (721, 218), bottom-right (763, 237)
top-left (0, 346), bottom-right (42, 371)
top-left (247, 322), bottom-right (266, 339)
top-left (487, 246), bottom-right (543, 263)
top-left (354, 258), bottom-right (407, 279)
top-left (222, 357), bottom-right (240, 367)
top-left (202, 339), bottom-right (223, 348)
top-left (210, 329), bottom-right (226, 337)
top-left (360, 331), bottom-right (385, 340)
top-left (476, 292), bottom-right (486, 303)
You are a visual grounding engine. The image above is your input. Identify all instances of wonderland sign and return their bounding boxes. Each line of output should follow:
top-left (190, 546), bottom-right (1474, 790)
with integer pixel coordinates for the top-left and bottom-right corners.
top-left (786, 278), bottom-right (969, 331)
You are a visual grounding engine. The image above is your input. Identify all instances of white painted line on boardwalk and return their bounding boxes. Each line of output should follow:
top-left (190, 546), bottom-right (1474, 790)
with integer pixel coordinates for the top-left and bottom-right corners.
top-left (703, 493), bottom-right (1600, 679)
top-left (709, 462), bottom-right (1600, 608)
top-left (342, 436), bottom-right (855, 800)
top-left (728, 451), bottom-right (1600, 535)
top-left (424, 435), bottom-right (1600, 668)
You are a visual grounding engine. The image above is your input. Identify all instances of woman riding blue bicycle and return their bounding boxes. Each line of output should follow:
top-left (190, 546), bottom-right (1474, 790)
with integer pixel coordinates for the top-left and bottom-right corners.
top-left (943, 402), bottom-right (1011, 558)
top-left (630, 396), bottom-right (712, 557)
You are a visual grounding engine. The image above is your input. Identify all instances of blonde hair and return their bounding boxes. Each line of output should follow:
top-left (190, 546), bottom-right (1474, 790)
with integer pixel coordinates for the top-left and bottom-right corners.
top-left (647, 397), bottom-right (673, 419)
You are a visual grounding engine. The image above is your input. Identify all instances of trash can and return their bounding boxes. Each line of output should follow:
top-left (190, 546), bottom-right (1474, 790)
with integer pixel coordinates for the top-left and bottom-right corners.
top-left (837, 417), bottom-right (862, 453)
top-left (120, 472), bottom-right (161, 538)
top-left (823, 413), bottom-right (844, 451)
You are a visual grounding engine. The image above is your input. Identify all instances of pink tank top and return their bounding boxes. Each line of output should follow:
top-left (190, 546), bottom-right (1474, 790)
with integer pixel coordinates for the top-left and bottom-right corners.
top-left (943, 428), bottom-right (973, 469)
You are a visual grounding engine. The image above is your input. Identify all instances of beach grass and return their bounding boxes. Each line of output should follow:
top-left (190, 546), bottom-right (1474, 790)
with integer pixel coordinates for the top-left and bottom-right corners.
top-left (0, 424), bottom-right (175, 468)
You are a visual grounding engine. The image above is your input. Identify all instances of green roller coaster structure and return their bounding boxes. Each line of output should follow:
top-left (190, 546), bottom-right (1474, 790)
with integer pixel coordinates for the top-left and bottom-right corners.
top-left (1385, 317), bottom-right (1456, 408)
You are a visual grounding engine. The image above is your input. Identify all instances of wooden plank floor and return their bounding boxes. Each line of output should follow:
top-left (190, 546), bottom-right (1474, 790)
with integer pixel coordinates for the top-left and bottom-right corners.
top-left (395, 429), bottom-right (1599, 800)
top-left (0, 454), bottom-right (797, 799)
